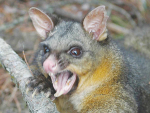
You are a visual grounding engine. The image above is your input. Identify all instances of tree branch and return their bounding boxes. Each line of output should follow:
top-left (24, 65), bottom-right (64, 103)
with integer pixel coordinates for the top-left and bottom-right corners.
top-left (0, 38), bottom-right (59, 113)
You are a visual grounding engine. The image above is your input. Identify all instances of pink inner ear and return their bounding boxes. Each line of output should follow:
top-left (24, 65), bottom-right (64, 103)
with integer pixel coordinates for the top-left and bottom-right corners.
top-left (29, 7), bottom-right (54, 39)
top-left (83, 6), bottom-right (108, 40)
top-left (32, 11), bottom-right (53, 31)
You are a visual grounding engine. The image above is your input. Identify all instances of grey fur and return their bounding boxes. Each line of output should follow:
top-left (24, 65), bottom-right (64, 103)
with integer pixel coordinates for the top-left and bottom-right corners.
top-left (31, 20), bottom-right (150, 113)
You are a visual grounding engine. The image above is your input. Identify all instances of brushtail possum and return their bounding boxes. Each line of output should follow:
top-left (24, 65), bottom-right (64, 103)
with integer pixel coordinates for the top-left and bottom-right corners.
top-left (26, 5), bottom-right (150, 113)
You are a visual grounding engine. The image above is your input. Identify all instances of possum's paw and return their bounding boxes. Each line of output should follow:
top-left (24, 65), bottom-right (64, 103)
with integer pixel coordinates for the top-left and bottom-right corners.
top-left (26, 76), bottom-right (56, 101)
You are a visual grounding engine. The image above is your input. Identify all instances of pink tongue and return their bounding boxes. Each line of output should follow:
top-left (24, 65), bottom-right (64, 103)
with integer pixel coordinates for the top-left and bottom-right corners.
top-left (51, 72), bottom-right (76, 97)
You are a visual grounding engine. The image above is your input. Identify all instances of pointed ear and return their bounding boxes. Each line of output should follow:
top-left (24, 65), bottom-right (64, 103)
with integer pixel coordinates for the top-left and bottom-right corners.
top-left (29, 7), bottom-right (54, 39)
top-left (83, 5), bottom-right (109, 41)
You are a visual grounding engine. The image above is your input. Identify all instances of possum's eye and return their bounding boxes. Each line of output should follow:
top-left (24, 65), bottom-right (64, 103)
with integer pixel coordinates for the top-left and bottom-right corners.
top-left (43, 45), bottom-right (50, 54)
top-left (69, 47), bottom-right (82, 58)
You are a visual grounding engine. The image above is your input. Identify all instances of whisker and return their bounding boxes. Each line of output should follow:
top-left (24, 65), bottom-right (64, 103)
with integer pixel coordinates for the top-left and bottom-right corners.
top-left (58, 58), bottom-right (63, 64)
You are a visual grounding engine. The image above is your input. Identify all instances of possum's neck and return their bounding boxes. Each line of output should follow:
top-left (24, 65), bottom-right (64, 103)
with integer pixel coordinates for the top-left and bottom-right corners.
top-left (76, 48), bottom-right (123, 94)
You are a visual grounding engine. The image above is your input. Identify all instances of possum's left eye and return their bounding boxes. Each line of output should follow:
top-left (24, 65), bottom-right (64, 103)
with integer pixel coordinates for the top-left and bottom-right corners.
top-left (68, 47), bottom-right (82, 58)
top-left (43, 45), bottom-right (50, 54)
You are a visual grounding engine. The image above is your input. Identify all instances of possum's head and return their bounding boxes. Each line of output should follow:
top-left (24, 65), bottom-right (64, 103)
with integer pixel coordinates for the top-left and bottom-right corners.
top-left (29, 6), bottom-right (109, 97)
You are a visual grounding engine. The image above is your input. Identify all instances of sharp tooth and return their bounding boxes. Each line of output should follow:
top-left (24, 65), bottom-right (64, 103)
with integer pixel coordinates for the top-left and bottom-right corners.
top-left (66, 79), bottom-right (71, 86)
top-left (51, 73), bottom-right (54, 77)
top-left (55, 78), bottom-right (58, 86)
top-left (54, 78), bottom-right (58, 90)
top-left (54, 90), bottom-right (64, 97)
top-left (66, 73), bottom-right (76, 86)
top-left (48, 73), bottom-right (55, 77)
top-left (55, 79), bottom-right (58, 84)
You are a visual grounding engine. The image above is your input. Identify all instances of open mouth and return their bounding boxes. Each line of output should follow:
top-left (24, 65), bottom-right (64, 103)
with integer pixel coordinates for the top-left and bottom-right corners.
top-left (48, 71), bottom-right (77, 97)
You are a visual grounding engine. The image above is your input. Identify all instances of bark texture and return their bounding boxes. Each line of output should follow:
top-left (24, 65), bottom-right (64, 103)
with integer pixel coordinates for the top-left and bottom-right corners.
top-left (0, 38), bottom-right (59, 113)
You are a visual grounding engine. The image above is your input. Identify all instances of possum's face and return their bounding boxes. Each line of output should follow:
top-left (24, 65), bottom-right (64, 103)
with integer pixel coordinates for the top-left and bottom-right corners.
top-left (29, 6), bottom-right (108, 97)
top-left (40, 22), bottom-right (99, 97)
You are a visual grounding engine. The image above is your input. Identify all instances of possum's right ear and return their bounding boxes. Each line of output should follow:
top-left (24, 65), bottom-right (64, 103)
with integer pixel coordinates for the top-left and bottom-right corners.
top-left (29, 7), bottom-right (54, 39)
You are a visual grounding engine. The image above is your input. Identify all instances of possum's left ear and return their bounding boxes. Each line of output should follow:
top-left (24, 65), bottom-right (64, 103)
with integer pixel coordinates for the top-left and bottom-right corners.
top-left (29, 7), bottom-right (54, 39)
top-left (83, 5), bottom-right (109, 41)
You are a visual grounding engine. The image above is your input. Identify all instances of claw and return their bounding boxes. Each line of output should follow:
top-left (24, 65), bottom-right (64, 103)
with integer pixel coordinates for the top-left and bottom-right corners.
top-left (45, 92), bottom-right (51, 98)
top-left (26, 87), bottom-right (30, 94)
top-left (26, 79), bottom-right (30, 85)
top-left (32, 89), bottom-right (38, 98)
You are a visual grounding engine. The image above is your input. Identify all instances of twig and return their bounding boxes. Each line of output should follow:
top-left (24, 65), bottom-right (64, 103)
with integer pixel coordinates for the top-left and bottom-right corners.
top-left (14, 96), bottom-right (22, 113)
top-left (107, 23), bottom-right (130, 34)
top-left (1, 77), bottom-right (11, 90)
top-left (19, 50), bottom-right (33, 58)
top-left (29, 38), bottom-right (41, 63)
top-left (0, 38), bottom-right (59, 113)
top-left (23, 50), bottom-right (33, 76)
top-left (9, 86), bottom-right (18, 102)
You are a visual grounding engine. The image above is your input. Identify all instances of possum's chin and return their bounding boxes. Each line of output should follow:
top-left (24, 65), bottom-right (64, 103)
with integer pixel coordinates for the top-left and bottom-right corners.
top-left (48, 71), bottom-right (77, 97)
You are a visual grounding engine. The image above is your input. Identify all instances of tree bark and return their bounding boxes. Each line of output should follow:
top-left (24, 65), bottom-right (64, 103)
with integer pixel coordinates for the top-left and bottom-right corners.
top-left (0, 38), bottom-right (59, 113)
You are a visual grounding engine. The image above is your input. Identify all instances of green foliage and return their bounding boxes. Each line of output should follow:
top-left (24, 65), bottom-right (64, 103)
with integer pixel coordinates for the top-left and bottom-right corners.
top-left (111, 15), bottom-right (131, 28)
top-left (112, 33), bottom-right (124, 39)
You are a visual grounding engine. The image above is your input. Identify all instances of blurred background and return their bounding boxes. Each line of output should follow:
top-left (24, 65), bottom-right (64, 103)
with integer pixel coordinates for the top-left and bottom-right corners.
top-left (0, 0), bottom-right (150, 113)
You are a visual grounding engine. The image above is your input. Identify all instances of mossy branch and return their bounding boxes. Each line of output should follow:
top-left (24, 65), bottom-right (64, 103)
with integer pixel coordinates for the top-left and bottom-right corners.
top-left (0, 38), bottom-right (59, 113)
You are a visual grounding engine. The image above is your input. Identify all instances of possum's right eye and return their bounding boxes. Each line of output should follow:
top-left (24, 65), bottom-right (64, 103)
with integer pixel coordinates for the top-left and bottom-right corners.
top-left (68, 47), bottom-right (82, 58)
top-left (43, 45), bottom-right (50, 54)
